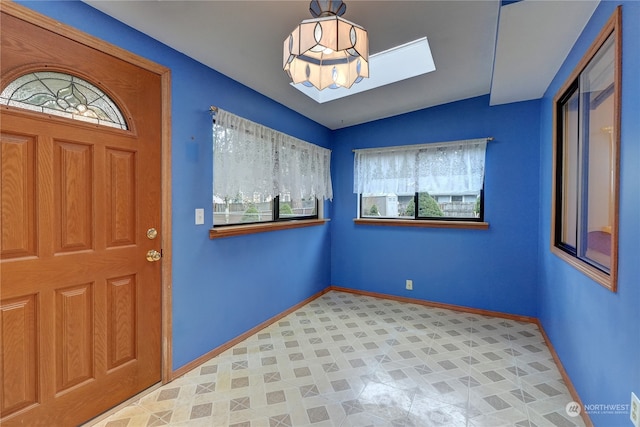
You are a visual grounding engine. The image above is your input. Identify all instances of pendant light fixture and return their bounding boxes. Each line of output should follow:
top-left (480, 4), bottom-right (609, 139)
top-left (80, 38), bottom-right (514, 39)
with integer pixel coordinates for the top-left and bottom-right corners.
top-left (283, 0), bottom-right (369, 90)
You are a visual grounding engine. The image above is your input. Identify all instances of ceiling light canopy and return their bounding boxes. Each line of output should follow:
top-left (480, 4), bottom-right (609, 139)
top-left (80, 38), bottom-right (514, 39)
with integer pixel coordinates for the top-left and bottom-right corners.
top-left (283, 0), bottom-right (369, 91)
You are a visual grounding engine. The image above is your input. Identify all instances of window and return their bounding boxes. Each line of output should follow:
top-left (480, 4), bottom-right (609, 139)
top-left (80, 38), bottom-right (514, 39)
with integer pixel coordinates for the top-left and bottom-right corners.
top-left (552, 7), bottom-right (620, 291)
top-left (0, 71), bottom-right (128, 129)
top-left (212, 109), bottom-right (331, 227)
top-left (355, 139), bottom-right (488, 224)
top-left (213, 194), bottom-right (317, 226)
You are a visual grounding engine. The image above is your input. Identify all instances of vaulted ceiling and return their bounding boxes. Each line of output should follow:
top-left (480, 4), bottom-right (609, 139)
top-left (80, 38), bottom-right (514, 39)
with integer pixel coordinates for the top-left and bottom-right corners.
top-left (84, 0), bottom-right (599, 130)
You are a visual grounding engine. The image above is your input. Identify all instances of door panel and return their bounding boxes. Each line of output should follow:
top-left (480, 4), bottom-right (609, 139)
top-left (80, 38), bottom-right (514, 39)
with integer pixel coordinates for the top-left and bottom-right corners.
top-left (0, 295), bottom-right (38, 416)
top-left (0, 133), bottom-right (36, 259)
top-left (1, 7), bottom-right (163, 426)
top-left (54, 140), bottom-right (94, 253)
top-left (55, 282), bottom-right (94, 393)
top-left (107, 275), bottom-right (137, 369)
top-left (106, 149), bottom-right (137, 247)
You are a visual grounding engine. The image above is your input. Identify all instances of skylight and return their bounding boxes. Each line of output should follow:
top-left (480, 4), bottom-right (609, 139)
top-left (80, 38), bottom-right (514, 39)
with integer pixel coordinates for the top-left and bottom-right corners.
top-left (292, 37), bottom-right (435, 103)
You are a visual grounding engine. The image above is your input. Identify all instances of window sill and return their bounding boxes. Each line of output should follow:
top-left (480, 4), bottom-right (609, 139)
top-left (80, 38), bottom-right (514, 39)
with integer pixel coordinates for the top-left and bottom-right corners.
top-left (210, 219), bottom-right (329, 239)
top-left (353, 218), bottom-right (489, 230)
top-left (550, 246), bottom-right (616, 292)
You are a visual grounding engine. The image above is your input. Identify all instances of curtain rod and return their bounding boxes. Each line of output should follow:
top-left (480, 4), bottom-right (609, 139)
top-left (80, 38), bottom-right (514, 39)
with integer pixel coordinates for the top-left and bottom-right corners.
top-left (352, 137), bottom-right (493, 153)
top-left (211, 107), bottom-right (492, 146)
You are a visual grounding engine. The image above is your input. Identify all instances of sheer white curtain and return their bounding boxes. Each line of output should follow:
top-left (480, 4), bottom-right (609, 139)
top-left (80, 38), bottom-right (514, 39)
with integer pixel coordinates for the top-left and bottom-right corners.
top-left (213, 109), bottom-right (333, 201)
top-left (354, 139), bottom-right (487, 195)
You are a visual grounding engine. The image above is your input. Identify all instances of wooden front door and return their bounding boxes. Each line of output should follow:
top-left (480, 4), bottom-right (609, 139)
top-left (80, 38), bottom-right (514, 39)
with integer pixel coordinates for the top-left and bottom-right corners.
top-left (1, 5), bottom-right (166, 426)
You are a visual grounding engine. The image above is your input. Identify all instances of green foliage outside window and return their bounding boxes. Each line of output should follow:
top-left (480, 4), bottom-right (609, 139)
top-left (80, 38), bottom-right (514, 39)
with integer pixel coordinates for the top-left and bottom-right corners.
top-left (405, 193), bottom-right (444, 217)
top-left (242, 205), bottom-right (260, 222)
top-left (279, 203), bottom-right (294, 216)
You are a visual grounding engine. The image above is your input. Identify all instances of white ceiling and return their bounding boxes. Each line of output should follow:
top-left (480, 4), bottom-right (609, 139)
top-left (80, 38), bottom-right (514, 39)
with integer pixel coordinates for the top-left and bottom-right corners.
top-left (83, 0), bottom-right (598, 130)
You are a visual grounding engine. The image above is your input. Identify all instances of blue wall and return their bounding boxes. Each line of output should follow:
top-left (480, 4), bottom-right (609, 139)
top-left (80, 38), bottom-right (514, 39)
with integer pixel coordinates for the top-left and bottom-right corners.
top-left (13, 3), bottom-right (640, 423)
top-left (17, 0), bottom-right (333, 370)
top-left (331, 96), bottom-right (541, 317)
top-left (538, 2), bottom-right (640, 426)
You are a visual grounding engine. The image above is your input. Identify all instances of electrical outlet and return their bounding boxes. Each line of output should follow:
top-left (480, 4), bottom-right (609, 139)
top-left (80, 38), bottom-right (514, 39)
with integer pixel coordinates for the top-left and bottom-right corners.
top-left (406, 279), bottom-right (413, 290)
top-left (195, 208), bottom-right (205, 225)
top-left (631, 392), bottom-right (640, 427)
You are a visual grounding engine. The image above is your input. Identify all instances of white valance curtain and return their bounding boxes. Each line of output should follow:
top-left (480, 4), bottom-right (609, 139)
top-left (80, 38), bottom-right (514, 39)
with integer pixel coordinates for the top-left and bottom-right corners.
top-left (353, 138), bottom-right (488, 195)
top-left (213, 109), bottom-right (333, 201)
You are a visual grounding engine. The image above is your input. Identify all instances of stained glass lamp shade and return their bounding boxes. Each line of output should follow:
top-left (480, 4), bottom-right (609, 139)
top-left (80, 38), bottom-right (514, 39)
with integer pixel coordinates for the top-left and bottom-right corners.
top-left (283, 0), bottom-right (369, 90)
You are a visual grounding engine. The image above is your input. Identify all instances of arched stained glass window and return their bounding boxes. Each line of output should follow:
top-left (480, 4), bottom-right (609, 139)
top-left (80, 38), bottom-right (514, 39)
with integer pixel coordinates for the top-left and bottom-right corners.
top-left (0, 71), bottom-right (128, 130)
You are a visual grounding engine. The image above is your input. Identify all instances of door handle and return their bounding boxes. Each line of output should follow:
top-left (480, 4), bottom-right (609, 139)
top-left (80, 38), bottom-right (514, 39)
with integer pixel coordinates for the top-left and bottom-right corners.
top-left (146, 249), bottom-right (161, 262)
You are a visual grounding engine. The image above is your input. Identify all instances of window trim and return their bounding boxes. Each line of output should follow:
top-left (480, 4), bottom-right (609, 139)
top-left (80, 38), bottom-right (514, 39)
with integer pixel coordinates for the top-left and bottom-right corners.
top-left (210, 218), bottom-right (328, 239)
top-left (354, 218), bottom-right (489, 230)
top-left (550, 6), bottom-right (621, 292)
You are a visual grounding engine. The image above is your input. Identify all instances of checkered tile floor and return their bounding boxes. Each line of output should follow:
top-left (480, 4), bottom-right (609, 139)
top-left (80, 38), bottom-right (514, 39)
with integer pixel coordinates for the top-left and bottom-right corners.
top-left (88, 291), bottom-right (585, 427)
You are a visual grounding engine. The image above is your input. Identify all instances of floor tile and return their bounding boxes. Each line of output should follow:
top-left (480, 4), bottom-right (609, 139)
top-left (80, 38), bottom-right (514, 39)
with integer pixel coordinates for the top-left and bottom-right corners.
top-left (86, 291), bottom-right (585, 427)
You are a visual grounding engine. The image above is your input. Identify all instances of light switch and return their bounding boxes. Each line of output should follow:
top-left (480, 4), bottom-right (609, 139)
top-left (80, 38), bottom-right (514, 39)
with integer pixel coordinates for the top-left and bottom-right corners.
top-left (195, 208), bottom-right (205, 225)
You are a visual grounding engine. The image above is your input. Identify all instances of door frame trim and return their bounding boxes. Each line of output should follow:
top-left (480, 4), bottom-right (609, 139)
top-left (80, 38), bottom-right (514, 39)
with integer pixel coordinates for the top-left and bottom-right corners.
top-left (1, 1), bottom-right (174, 383)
